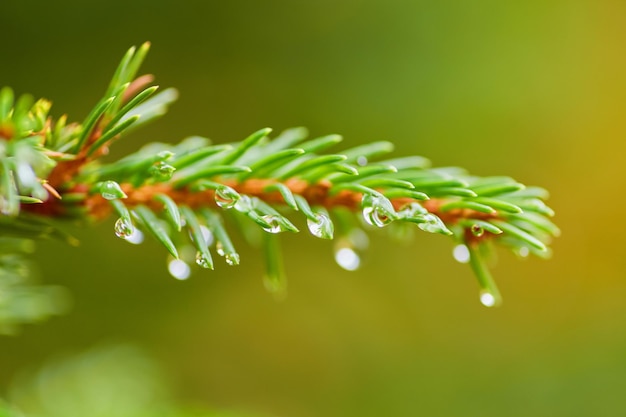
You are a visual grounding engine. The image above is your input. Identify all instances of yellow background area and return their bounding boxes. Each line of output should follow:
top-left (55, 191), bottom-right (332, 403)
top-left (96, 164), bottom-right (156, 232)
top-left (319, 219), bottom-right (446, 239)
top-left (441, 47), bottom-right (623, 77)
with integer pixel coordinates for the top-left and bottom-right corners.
top-left (1, 1), bottom-right (625, 416)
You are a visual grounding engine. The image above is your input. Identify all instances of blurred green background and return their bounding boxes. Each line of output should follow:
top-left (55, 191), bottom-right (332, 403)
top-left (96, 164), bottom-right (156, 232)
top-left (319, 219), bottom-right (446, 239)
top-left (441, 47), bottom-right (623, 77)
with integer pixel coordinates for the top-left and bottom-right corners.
top-left (2, 0), bottom-right (626, 416)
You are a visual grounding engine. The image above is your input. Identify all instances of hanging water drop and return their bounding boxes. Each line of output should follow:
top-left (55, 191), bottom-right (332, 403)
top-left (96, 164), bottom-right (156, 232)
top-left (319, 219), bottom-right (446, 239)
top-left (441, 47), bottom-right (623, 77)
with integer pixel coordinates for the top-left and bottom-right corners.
top-left (471, 224), bottom-right (484, 237)
top-left (225, 253), bottom-right (241, 266)
top-left (195, 252), bottom-right (213, 269)
top-left (361, 194), bottom-right (395, 228)
top-left (452, 244), bottom-right (470, 263)
top-left (479, 290), bottom-right (497, 307)
top-left (417, 213), bottom-right (452, 235)
top-left (517, 246), bottom-right (530, 258)
top-left (260, 215), bottom-right (284, 233)
top-left (99, 180), bottom-right (127, 200)
top-left (214, 186), bottom-right (240, 209)
top-left (334, 246), bottom-right (361, 271)
top-left (124, 228), bottom-right (144, 245)
top-left (151, 162), bottom-right (176, 181)
top-left (168, 258), bottom-right (191, 280)
top-left (114, 217), bottom-right (134, 239)
top-left (307, 212), bottom-right (334, 239)
top-left (398, 202), bottom-right (427, 219)
top-left (357, 156), bottom-right (368, 166)
top-left (234, 195), bottom-right (254, 213)
top-left (216, 241), bottom-right (225, 256)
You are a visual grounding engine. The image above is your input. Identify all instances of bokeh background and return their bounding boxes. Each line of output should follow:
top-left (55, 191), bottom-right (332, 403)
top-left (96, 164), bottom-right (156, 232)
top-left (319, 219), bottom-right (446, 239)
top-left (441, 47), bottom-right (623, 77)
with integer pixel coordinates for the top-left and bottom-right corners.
top-left (2, 1), bottom-right (626, 416)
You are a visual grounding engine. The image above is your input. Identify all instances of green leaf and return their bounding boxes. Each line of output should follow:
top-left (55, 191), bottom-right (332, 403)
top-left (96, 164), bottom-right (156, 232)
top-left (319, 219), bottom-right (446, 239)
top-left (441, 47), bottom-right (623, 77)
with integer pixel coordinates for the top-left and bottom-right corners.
top-left (241, 148), bottom-right (305, 179)
top-left (458, 219), bottom-right (503, 235)
top-left (277, 154), bottom-right (347, 180)
top-left (0, 86), bottom-right (14, 122)
top-left (262, 233), bottom-right (287, 297)
top-left (154, 193), bottom-right (182, 231)
top-left (74, 96), bottom-right (116, 152)
top-left (439, 200), bottom-right (496, 214)
top-left (340, 141), bottom-right (395, 163)
top-left (264, 182), bottom-right (298, 210)
top-left (490, 220), bottom-right (548, 251)
top-left (180, 206), bottom-right (213, 269)
top-left (103, 85), bottom-right (158, 132)
top-left (382, 189), bottom-right (429, 200)
top-left (359, 178), bottom-right (415, 190)
top-left (329, 164), bottom-right (397, 184)
top-left (87, 115), bottom-right (140, 156)
top-left (298, 134), bottom-right (343, 153)
top-left (467, 243), bottom-right (502, 307)
top-left (133, 205), bottom-right (178, 258)
top-left (470, 181), bottom-right (525, 197)
top-left (220, 127), bottom-right (272, 164)
top-left (201, 209), bottom-right (240, 266)
top-left (471, 197), bottom-right (523, 214)
top-left (173, 165), bottom-right (251, 187)
top-left (170, 144), bottom-right (232, 169)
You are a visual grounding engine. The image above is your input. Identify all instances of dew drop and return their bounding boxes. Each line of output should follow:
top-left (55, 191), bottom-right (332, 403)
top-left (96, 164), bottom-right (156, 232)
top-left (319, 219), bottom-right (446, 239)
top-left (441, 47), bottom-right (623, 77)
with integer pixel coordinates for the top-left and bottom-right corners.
top-left (517, 246), bottom-right (530, 258)
top-left (398, 202), bottom-right (427, 219)
top-left (471, 224), bottom-right (484, 237)
top-left (114, 217), bottom-right (134, 239)
top-left (195, 252), bottom-right (213, 269)
top-left (216, 241), bottom-right (225, 256)
top-left (361, 194), bottom-right (395, 228)
top-left (168, 258), bottom-right (191, 280)
top-left (100, 180), bottom-right (126, 200)
top-left (151, 162), bottom-right (176, 181)
top-left (334, 247), bottom-right (361, 271)
top-left (234, 195), bottom-right (254, 213)
top-left (124, 228), bottom-right (144, 245)
top-left (479, 290), bottom-right (497, 307)
top-left (417, 213), bottom-right (451, 235)
top-left (307, 212), bottom-right (334, 239)
top-left (260, 215), bottom-right (284, 233)
top-left (357, 156), bottom-right (368, 166)
top-left (225, 253), bottom-right (241, 266)
top-left (452, 244), bottom-right (470, 263)
top-left (215, 186), bottom-right (240, 209)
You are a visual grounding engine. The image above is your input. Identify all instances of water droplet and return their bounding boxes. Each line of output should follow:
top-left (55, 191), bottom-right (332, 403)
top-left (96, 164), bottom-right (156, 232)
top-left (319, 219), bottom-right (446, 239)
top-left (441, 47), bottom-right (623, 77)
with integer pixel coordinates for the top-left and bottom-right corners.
top-left (114, 217), bottom-right (134, 238)
top-left (479, 290), bottom-right (497, 307)
top-left (168, 258), bottom-right (191, 280)
top-left (124, 228), bottom-right (144, 245)
top-left (234, 195), bottom-right (254, 213)
top-left (361, 194), bottom-right (395, 228)
top-left (398, 202), bottom-right (427, 219)
top-left (307, 212), bottom-right (334, 239)
top-left (417, 213), bottom-right (452, 235)
top-left (225, 253), bottom-right (240, 266)
top-left (214, 186), bottom-right (240, 209)
top-left (216, 241), bottom-right (225, 256)
top-left (99, 180), bottom-right (126, 200)
top-left (517, 246), bottom-right (530, 258)
top-left (195, 252), bottom-right (213, 269)
top-left (334, 247), bottom-right (361, 271)
top-left (199, 225), bottom-right (214, 246)
top-left (453, 244), bottom-right (470, 263)
top-left (260, 215), bottom-right (284, 233)
top-left (471, 224), bottom-right (484, 237)
top-left (357, 156), bottom-right (368, 166)
top-left (151, 162), bottom-right (176, 181)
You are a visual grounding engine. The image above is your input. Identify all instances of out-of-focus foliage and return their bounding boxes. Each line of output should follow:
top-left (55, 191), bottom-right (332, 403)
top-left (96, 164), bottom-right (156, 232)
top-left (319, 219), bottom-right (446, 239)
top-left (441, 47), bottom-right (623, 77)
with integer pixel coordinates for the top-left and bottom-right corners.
top-left (0, 237), bottom-right (68, 335)
top-left (5, 344), bottom-right (266, 417)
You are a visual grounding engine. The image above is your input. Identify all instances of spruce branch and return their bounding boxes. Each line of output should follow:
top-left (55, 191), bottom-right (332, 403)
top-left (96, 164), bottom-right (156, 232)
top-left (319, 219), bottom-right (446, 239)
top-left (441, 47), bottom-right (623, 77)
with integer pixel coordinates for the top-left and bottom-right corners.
top-left (0, 43), bottom-right (559, 330)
